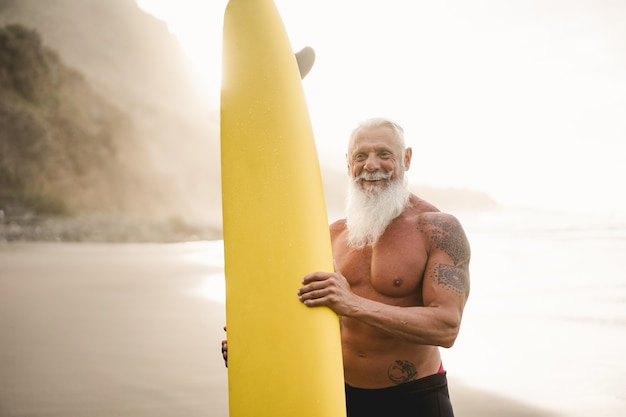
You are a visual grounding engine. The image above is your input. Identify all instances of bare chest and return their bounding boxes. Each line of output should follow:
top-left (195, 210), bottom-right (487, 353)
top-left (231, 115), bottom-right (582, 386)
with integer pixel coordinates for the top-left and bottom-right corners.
top-left (333, 234), bottom-right (428, 303)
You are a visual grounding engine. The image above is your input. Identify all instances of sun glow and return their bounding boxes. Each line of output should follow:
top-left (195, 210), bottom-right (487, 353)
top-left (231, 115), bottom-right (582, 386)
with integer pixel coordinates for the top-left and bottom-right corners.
top-left (136, 0), bottom-right (626, 213)
top-left (136, 0), bottom-right (224, 105)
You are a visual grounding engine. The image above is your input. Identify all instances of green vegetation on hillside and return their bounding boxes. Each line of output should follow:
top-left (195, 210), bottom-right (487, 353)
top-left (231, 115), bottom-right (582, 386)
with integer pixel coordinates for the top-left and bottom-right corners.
top-left (0, 24), bottom-right (220, 241)
top-left (0, 24), bottom-right (133, 216)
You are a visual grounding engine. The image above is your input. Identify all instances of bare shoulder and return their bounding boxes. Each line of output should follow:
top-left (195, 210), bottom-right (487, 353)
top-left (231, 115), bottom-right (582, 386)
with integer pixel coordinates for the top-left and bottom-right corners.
top-left (329, 218), bottom-right (347, 238)
top-left (329, 218), bottom-right (346, 230)
top-left (415, 211), bottom-right (471, 268)
top-left (408, 194), bottom-right (441, 214)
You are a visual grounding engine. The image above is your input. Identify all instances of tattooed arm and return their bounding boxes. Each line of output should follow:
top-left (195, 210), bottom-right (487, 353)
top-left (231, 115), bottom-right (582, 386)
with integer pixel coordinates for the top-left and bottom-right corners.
top-left (413, 212), bottom-right (471, 346)
top-left (299, 212), bottom-right (470, 348)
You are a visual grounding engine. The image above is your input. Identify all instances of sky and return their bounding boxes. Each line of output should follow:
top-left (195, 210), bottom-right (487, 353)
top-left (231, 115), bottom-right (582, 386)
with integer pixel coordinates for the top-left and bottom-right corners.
top-left (136, 0), bottom-right (626, 214)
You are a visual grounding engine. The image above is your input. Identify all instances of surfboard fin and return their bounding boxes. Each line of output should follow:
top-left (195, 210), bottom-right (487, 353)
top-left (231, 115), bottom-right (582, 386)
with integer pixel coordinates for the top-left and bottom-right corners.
top-left (295, 46), bottom-right (315, 79)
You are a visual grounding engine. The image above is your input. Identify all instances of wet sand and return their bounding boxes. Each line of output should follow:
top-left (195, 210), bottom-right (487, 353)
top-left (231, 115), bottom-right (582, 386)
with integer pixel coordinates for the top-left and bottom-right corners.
top-left (0, 242), bottom-right (560, 417)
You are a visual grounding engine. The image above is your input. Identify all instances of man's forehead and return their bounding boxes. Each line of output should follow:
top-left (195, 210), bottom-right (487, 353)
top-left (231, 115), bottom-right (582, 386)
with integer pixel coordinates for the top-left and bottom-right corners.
top-left (355, 125), bottom-right (394, 138)
top-left (350, 126), bottom-right (400, 150)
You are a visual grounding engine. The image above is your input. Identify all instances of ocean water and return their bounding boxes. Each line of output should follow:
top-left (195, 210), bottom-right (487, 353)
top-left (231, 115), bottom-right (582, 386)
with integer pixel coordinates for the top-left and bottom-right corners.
top-left (191, 208), bottom-right (626, 416)
top-left (444, 209), bottom-right (626, 416)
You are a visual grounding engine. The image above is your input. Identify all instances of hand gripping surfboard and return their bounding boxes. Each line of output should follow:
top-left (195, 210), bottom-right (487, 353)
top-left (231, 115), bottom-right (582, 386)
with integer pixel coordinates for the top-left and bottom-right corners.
top-left (220, 1), bottom-right (346, 416)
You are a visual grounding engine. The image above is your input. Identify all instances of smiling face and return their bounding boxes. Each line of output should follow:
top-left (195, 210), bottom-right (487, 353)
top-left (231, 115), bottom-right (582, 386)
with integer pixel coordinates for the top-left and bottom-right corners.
top-left (347, 124), bottom-right (412, 190)
top-left (344, 121), bottom-right (413, 248)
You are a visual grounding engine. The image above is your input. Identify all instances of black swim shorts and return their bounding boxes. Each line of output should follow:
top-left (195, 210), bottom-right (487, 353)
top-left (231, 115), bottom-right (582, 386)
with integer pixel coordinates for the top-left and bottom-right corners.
top-left (345, 372), bottom-right (455, 417)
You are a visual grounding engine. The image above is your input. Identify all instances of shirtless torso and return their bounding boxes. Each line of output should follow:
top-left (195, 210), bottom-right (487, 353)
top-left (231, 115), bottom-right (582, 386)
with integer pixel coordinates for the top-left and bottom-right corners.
top-left (302, 194), bottom-right (470, 389)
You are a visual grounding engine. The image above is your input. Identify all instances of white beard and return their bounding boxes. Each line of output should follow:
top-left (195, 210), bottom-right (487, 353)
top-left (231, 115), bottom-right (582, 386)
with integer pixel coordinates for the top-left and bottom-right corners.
top-left (345, 173), bottom-right (410, 249)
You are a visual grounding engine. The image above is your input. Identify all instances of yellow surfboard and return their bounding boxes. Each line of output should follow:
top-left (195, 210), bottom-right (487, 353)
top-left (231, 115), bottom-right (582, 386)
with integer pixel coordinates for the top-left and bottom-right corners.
top-left (220, 1), bottom-right (346, 416)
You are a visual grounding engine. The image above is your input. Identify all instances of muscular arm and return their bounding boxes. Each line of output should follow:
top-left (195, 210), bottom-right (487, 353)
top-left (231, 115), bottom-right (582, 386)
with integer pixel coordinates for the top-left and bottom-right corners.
top-left (299, 213), bottom-right (470, 348)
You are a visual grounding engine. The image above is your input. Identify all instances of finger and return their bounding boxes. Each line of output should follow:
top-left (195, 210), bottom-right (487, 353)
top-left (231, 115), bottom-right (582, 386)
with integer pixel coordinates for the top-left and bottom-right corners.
top-left (221, 341), bottom-right (228, 367)
top-left (297, 279), bottom-right (330, 297)
top-left (301, 294), bottom-right (329, 307)
top-left (299, 286), bottom-right (332, 303)
top-left (302, 271), bottom-right (332, 285)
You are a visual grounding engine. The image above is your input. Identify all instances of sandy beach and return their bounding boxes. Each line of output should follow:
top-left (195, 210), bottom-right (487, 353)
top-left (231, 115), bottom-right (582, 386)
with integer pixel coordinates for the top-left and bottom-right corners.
top-left (0, 242), bottom-right (228, 417)
top-left (0, 241), bottom-right (569, 417)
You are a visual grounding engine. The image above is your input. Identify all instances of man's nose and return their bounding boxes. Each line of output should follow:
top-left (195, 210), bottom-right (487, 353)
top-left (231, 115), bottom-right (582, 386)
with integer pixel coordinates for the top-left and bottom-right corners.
top-left (364, 154), bottom-right (380, 171)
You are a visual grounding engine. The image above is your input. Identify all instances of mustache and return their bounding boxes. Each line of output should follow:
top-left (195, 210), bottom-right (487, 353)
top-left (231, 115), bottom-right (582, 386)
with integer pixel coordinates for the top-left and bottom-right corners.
top-left (355, 171), bottom-right (393, 182)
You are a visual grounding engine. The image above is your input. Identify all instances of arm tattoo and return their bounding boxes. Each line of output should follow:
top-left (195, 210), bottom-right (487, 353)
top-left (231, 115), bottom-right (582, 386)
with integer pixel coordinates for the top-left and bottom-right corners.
top-left (419, 215), bottom-right (470, 296)
top-left (435, 263), bottom-right (468, 296)
top-left (388, 360), bottom-right (418, 384)
top-left (418, 216), bottom-right (470, 267)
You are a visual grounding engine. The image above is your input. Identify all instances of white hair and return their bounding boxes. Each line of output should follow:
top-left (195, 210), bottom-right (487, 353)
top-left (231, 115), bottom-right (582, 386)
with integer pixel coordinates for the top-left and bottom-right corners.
top-left (345, 117), bottom-right (411, 248)
top-left (345, 171), bottom-right (410, 249)
top-left (348, 117), bottom-right (406, 155)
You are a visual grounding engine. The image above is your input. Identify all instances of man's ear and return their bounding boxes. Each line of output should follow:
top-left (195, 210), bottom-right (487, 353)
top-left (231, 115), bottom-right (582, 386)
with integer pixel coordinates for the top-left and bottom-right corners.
top-left (403, 147), bottom-right (413, 170)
